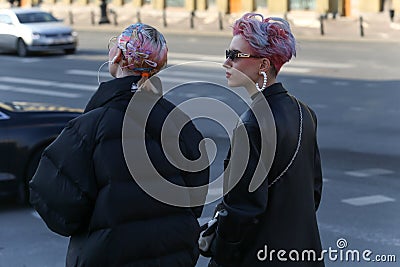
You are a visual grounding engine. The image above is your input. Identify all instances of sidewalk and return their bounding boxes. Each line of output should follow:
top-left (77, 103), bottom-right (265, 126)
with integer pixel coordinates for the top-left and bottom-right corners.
top-left (32, 3), bottom-right (400, 42)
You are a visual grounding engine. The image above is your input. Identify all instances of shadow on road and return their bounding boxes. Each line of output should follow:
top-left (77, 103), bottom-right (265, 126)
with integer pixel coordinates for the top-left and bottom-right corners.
top-left (0, 197), bottom-right (30, 212)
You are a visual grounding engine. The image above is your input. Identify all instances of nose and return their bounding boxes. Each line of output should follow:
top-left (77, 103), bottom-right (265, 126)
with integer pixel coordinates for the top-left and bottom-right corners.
top-left (222, 58), bottom-right (231, 69)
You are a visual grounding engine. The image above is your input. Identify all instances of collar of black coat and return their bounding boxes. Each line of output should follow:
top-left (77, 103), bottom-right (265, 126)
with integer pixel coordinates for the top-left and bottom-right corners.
top-left (84, 75), bottom-right (142, 113)
top-left (251, 82), bottom-right (287, 101)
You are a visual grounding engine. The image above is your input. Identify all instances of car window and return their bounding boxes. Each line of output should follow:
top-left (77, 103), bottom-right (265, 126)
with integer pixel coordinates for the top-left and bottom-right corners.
top-left (16, 12), bottom-right (58, 23)
top-left (0, 111), bottom-right (10, 120)
top-left (0, 14), bottom-right (12, 24)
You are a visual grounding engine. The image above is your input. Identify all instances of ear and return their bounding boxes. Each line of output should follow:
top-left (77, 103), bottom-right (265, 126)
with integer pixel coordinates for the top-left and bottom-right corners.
top-left (259, 58), bottom-right (271, 73)
top-left (112, 49), bottom-right (123, 64)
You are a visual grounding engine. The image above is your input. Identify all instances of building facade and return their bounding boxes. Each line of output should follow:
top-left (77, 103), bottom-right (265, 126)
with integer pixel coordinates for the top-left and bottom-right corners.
top-left (3, 0), bottom-right (400, 17)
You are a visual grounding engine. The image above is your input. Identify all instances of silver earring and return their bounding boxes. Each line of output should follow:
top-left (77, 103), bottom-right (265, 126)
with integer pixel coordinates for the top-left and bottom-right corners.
top-left (255, 71), bottom-right (267, 91)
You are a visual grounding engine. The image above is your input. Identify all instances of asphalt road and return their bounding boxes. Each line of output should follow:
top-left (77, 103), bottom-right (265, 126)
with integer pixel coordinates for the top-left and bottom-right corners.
top-left (0, 32), bottom-right (399, 267)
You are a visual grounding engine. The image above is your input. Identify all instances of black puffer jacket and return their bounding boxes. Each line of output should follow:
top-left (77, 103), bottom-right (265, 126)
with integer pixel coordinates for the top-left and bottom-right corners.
top-left (30, 76), bottom-right (209, 267)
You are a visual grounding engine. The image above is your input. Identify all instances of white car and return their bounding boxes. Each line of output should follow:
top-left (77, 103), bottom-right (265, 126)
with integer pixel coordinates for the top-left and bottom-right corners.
top-left (0, 8), bottom-right (78, 56)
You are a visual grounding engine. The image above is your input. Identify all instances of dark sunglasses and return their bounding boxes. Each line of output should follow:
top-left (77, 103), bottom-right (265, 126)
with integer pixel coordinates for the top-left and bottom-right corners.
top-left (225, 49), bottom-right (261, 60)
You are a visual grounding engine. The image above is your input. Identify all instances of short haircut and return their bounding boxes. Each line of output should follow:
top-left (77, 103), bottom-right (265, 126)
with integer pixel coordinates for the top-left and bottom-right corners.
top-left (232, 13), bottom-right (296, 74)
top-left (117, 23), bottom-right (168, 75)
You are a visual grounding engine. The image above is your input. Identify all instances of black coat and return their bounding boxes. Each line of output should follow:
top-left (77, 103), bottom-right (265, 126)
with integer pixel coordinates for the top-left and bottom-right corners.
top-left (30, 76), bottom-right (209, 267)
top-left (212, 83), bottom-right (324, 267)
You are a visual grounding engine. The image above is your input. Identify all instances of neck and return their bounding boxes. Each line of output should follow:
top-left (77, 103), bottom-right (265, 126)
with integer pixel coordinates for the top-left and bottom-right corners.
top-left (245, 76), bottom-right (276, 97)
top-left (115, 66), bottom-right (142, 78)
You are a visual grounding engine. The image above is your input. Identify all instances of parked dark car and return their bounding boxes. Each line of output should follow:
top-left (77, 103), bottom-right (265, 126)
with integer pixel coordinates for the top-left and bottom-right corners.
top-left (0, 101), bottom-right (82, 203)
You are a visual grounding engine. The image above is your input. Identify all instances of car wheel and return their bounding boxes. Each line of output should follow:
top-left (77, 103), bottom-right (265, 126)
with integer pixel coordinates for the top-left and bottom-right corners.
top-left (17, 149), bottom-right (43, 204)
top-left (17, 39), bottom-right (29, 57)
top-left (64, 48), bottom-right (76, 55)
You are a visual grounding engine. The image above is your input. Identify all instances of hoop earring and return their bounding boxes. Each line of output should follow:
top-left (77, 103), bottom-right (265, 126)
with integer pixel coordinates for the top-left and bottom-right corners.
top-left (97, 60), bottom-right (123, 85)
top-left (255, 71), bottom-right (267, 91)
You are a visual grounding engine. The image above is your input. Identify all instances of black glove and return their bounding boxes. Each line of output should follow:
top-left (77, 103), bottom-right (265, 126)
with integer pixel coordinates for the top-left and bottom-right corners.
top-left (208, 258), bottom-right (223, 267)
top-left (198, 208), bottom-right (228, 257)
top-left (198, 217), bottom-right (218, 257)
top-left (210, 231), bottom-right (242, 266)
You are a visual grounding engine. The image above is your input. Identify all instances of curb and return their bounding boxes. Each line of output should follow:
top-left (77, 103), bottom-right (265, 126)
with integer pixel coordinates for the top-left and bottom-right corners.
top-left (73, 25), bottom-right (400, 44)
top-left (73, 25), bottom-right (233, 37)
top-left (36, 3), bottom-right (400, 44)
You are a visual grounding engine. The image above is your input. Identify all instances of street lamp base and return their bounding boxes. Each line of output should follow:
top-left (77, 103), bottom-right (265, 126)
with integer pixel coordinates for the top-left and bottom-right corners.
top-left (99, 17), bottom-right (111, 24)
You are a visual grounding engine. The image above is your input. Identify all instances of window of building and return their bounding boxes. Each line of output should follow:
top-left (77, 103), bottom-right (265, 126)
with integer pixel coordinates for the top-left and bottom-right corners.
top-left (207, 0), bottom-right (216, 8)
top-left (256, 0), bottom-right (267, 8)
top-left (166, 0), bottom-right (184, 7)
top-left (290, 0), bottom-right (316, 10)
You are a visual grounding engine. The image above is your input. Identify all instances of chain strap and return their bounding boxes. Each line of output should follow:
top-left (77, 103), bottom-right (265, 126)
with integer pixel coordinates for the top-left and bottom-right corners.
top-left (268, 97), bottom-right (303, 188)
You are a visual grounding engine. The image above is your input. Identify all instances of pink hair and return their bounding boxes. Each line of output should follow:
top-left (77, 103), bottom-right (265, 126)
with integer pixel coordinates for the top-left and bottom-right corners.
top-left (118, 23), bottom-right (168, 75)
top-left (232, 13), bottom-right (296, 74)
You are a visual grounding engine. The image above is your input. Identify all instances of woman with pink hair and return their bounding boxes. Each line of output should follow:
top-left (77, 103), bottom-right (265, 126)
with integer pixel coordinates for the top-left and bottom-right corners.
top-left (201, 13), bottom-right (324, 267)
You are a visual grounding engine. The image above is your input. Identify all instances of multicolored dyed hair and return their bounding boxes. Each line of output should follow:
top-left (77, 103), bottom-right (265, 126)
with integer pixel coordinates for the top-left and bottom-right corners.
top-left (232, 13), bottom-right (296, 74)
top-left (117, 23), bottom-right (168, 76)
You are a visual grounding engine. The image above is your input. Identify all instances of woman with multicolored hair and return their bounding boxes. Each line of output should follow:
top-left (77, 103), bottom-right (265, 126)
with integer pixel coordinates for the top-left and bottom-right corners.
top-left (107, 23), bottom-right (168, 90)
top-left (30, 23), bottom-right (209, 267)
top-left (202, 13), bottom-right (324, 266)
